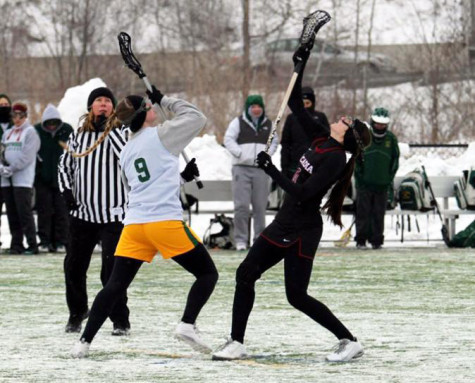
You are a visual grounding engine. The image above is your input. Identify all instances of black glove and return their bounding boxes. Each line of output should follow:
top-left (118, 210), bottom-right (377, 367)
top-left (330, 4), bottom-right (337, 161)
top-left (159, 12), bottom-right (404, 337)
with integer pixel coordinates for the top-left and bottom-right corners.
top-left (94, 114), bottom-right (107, 132)
top-left (180, 158), bottom-right (199, 182)
top-left (292, 45), bottom-right (311, 68)
top-left (62, 189), bottom-right (78, 211)
top-left (256, 151), bottom-right (273, 172)
top-left (146, 85), bottom-right (164, 106)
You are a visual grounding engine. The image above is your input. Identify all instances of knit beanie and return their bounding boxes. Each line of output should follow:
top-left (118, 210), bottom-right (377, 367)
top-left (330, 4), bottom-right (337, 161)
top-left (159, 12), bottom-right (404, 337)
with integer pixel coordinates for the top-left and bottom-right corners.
top-left (116, 95), bottom-right (147, 132)
top-left (244, 94), bottom-right (265, 129)
top-left (12, 102), bottom-right (28, 115)
top-left (301, 86), bottom-right (315, 107)
top-left (87, 87), bottom-right (116, 111)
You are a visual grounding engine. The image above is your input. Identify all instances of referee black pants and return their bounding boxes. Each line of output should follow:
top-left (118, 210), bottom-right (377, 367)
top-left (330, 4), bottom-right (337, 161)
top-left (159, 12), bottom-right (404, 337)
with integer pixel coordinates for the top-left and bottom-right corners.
top-left (64, 217), bottom-right (130, 329)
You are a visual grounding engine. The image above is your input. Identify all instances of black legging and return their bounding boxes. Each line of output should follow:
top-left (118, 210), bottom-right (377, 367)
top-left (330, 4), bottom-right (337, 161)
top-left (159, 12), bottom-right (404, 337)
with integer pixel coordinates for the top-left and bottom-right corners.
top-left (81, 243), bottom-right (218, 343)
top-left (231, 236), bottom-right (354, 343)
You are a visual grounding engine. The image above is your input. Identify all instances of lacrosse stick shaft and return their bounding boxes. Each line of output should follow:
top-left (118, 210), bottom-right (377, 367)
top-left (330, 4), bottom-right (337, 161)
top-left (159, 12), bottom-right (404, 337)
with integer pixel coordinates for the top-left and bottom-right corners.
top-left (142, 77), bottom-right (203, 189)
top-left (264, 69), bottom-right (300, 153)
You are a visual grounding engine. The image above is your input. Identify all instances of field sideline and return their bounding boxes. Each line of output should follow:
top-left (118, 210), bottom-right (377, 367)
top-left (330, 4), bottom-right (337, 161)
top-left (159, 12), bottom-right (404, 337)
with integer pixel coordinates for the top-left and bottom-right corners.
top-left (0, 247), bottom-right (474, 382)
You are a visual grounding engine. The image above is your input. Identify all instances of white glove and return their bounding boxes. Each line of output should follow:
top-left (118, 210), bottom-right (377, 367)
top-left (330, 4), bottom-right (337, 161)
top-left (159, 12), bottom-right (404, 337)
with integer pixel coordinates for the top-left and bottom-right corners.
top-left (0, 165), bottom-right (13, 178)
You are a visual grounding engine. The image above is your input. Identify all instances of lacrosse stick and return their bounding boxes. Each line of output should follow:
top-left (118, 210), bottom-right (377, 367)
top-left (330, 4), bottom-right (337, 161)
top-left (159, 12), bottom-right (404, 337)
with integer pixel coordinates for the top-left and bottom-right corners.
top-left (264, 10), bottom-right (331, 153)
top-left (422, 166), bottom-right (450, 245)
top-left (118, 32), bottom-right (203, 189)
top-left (334, 218), bottom-right (355, 248)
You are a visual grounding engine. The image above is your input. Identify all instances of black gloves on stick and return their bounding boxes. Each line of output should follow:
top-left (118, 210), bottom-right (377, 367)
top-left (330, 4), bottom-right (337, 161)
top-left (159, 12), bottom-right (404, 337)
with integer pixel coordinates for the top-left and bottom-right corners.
top-left (181, 158), bottom-right (200, 182)
top-left (256, 151), bottom-right (274, 173)
top-left (146, 85), bottom-right (164, 106)
top-left (292, 45), bottom-right (311, 69)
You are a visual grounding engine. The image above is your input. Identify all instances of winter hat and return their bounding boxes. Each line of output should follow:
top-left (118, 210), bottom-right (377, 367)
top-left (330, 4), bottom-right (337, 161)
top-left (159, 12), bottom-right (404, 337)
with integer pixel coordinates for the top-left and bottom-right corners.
top-left (301, 86), bottom-right (315, 106)
top-left (244, 94), bottom-right (265, 129)
top-left (12, 102), bottom-right (28, 116)
top-left (41, 103), bottom-right (63, 130)
top-left (87, 87), bottom-right (116, 111)
top-left (116, 95), bottom-right (147, 133)
top-left (370, 107), bottom-right (390, 124)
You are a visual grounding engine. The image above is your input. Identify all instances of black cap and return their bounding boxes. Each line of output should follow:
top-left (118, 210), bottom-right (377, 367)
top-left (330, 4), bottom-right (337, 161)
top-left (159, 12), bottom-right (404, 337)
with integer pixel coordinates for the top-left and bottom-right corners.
top-left (87, 87), bottom-right (116, 110)
top-left (301, 86), bottom-right (315, 106)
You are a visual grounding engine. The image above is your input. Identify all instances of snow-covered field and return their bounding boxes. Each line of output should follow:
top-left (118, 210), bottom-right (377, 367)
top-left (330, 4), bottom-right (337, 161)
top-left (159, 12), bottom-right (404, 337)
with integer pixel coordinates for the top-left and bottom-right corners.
top-left (1, 248), bottom-right (474, 383)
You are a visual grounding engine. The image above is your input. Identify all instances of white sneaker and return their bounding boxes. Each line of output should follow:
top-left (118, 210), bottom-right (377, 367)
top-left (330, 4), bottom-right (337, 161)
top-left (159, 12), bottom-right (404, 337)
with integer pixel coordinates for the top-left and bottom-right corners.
top-left (212, 338), bottom-right (247, 361)
top-left (326, 338), bottom-right (364, 362)
top-left (236, 243), bottom-right (247, 251)
top-left (71, 339), bottom-right (90, 358)
top-left (174, 322), bottom-right (212, 354)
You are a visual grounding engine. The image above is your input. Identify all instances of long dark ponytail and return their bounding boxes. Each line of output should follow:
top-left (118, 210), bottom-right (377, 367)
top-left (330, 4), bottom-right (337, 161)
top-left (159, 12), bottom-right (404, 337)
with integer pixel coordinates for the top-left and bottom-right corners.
top-left (322, 155), bottom-right (356, 228)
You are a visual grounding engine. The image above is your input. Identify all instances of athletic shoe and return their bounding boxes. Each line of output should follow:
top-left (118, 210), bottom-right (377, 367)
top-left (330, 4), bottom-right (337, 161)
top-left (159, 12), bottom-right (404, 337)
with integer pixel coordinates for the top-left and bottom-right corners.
top-left (71, 339), bottom-right (90, 358)
top-left (111, 325), bottom-right (130, 336)
top-left (325, 338), bottom-right (364, 362)
top-left (371, 244), bottom-right (382, 250)
top-left (356, 243), bottom-right (367, 250)
top-left (212, 338), bottom-right (247, 361)
top-left (174, 322), bottom-right (212, 354)
top-left (236, 243), bottom-right (247, 251)
top-left (39, 243), bottom-right (50, 253)
top-left (65, 310), bottom-right (90, 333)
top-left (24, 247), bottom-right (39, 255)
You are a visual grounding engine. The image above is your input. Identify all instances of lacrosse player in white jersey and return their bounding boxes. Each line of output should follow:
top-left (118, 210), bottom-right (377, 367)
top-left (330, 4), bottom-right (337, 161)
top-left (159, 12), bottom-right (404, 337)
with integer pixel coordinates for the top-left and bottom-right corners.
top-left (71, 87), bottom-right (219, 358)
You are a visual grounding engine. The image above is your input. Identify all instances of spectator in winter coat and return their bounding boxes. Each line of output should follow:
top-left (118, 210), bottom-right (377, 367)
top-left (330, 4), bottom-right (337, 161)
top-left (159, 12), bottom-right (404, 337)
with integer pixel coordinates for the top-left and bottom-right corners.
top-left (354, 107), bottom-right (399, 249)
top-left (34, 104), bottom-right (73, 252)
top-left (0, 102), bottom-right (41, 254)
top-left (0, 93), bottom-right (14, 249)
top-left (280, 86), bottom-right (330, 178)
top-left (224, 95), bottom-right (279, 251)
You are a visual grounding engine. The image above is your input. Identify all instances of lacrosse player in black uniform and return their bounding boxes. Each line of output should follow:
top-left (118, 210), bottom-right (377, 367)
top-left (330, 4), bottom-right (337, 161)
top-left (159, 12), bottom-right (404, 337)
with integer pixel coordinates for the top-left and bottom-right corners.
top-left (213, 45), bottom-right (371, 363)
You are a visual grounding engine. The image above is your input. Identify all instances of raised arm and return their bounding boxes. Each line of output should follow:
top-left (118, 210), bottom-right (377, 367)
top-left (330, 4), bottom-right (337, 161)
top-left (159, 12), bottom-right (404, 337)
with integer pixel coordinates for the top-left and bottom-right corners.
top-left (157, 96), bottom-right (207, 156)
top-left (288, 47), bottom-right (329, 139)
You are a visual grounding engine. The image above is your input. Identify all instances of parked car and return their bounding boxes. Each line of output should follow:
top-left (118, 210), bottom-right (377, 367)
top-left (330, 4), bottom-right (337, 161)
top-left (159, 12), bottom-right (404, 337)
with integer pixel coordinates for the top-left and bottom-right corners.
top-left (251, 37), bottom-right (396, 79)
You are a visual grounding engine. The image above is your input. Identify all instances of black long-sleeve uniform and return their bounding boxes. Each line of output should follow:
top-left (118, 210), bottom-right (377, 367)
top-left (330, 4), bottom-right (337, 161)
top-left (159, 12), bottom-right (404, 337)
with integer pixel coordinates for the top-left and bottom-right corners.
top-left (230, 61), bottom-right (355, 345)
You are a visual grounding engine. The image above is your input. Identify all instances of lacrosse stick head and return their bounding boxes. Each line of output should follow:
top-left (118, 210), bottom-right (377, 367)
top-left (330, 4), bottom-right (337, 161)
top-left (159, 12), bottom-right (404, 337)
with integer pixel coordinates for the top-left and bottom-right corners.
top-left (118, 32), bottom-right (146, 78)
top-left (299, 10), bottom-right (331, 50)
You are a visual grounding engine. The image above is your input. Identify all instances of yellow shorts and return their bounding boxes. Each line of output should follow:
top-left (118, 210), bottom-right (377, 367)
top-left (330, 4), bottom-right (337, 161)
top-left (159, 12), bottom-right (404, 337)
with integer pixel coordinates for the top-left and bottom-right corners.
top-left (115, 220), bottom-right (201, 263)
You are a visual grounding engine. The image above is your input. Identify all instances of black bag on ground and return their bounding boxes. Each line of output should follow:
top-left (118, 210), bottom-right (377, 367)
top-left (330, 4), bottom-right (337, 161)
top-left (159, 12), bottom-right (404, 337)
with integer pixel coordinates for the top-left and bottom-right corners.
top-left (203, 214), bottom-right (235, 250)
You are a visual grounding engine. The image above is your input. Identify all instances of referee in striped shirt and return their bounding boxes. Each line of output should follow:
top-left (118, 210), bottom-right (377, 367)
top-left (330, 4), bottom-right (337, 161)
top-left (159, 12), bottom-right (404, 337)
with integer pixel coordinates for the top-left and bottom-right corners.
top-left (58, 87), bottom-right (130, 335)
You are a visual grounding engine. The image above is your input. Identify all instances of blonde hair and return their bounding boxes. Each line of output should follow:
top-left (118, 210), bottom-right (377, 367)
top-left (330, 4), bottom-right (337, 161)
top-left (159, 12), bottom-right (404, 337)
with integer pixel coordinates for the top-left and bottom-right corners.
top-left (59, 111), bottom-right (120, 158)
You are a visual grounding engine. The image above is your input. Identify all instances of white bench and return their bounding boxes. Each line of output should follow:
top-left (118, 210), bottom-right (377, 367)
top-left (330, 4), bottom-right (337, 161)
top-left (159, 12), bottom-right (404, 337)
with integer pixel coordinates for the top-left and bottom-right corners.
top-left (183, 176), bottom-right (473, 240)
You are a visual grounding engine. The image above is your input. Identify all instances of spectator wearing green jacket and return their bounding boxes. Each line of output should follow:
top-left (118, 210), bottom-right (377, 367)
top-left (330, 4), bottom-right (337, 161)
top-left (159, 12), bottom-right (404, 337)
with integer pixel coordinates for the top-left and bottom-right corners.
top-left (35, 104), bottom-right (73, 252)
top-left (354, 107), bottom-right (399, 249)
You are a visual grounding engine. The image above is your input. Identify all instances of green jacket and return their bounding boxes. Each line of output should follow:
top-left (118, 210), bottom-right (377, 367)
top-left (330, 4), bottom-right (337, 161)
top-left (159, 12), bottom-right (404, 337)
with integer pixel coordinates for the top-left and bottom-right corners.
top-left (355, 130), bottom-right (399, 192)
top-left (34, 122), bottom-right (73, 187)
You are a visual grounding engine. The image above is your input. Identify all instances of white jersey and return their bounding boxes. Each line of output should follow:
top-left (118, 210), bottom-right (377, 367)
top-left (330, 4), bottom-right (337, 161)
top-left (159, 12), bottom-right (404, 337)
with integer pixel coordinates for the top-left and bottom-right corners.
top-left (120, 127), bottom-right (182, 224)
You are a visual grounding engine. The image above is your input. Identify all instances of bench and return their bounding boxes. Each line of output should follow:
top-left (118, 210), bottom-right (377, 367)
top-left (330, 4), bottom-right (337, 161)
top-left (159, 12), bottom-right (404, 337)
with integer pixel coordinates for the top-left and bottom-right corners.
top-left (183, 176), bottom-right (474, 240)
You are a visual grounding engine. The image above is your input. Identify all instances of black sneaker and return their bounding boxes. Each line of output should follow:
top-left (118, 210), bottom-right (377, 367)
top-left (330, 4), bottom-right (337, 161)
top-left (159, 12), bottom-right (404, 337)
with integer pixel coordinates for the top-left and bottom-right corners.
top-left (24, 247), bottom-right (39, 255)
top-left (8, 248), bottom-right (24, 255)
top-left (65, 310), bottom-right (90, 333)
top-left (371, 244), bottom-right (382, 250)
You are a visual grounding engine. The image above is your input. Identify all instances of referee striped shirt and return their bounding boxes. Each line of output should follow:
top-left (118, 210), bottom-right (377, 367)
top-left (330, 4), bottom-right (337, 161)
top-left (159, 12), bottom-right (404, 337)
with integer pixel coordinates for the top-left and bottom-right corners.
top-left (58, 128), bottom-right (127, 224)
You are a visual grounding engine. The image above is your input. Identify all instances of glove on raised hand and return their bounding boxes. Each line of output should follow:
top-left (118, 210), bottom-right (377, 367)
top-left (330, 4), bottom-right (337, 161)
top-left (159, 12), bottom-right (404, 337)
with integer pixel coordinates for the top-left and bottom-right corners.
top-left (62, 189), bottom-right (78, 211)
top-left (180, 158), bottom-right (199, 182)
top-left (292, 45), bottom-right (312, 68)
top-left (256, 151), bottom-right (273, 173)
top-left (146, 85), bottom-right (164, 106)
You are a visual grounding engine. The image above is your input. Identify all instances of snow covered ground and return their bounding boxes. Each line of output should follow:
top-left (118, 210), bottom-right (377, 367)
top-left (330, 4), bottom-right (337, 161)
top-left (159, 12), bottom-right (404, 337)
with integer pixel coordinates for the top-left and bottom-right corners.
top-left (0, 248), bottom-right (474, 383)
